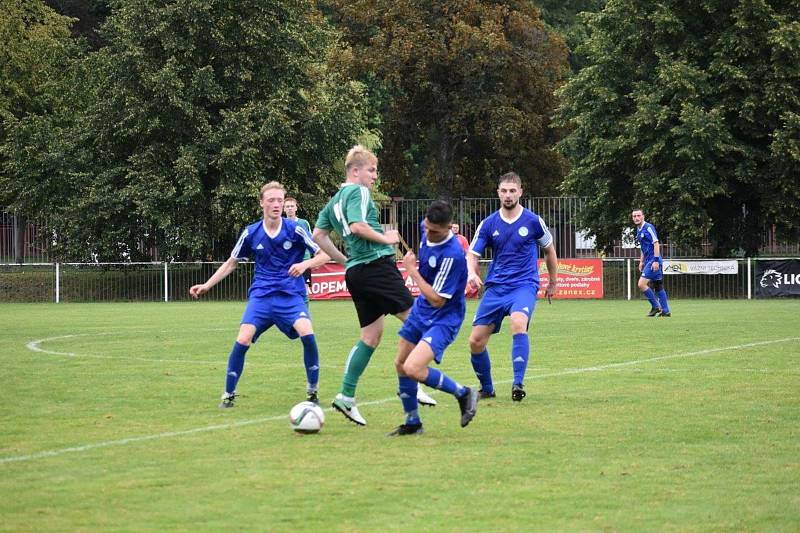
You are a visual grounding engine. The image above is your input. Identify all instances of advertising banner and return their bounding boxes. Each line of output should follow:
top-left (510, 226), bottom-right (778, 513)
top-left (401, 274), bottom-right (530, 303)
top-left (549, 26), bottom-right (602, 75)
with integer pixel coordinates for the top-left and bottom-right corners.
top-left (309, 262), bottom-right (421, 300)
top-left (537, 258), bottom-right (603, 299)
top-left (663, 260), bottom-right (738, 275)
top-left (755, 259), bottom-right (800, 297)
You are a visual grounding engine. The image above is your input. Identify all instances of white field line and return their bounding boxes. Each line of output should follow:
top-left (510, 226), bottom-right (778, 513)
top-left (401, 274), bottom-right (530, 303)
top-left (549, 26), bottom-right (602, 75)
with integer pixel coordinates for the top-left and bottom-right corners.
top-left (3, 336), bottom-right (798, 466)
top-left (24, 333), bottom-right (337, 368)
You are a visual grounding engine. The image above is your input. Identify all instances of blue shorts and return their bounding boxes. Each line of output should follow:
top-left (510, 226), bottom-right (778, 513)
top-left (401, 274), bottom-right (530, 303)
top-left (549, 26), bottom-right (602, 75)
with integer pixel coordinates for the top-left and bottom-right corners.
top-left (473, 285), bottom-right (538, 335)
top-left (398, 312), bottom-right (461, 364)
top-left (241, 293), bottom-right (311, 342)
top-left (641, 258), bottom-right (663, 281)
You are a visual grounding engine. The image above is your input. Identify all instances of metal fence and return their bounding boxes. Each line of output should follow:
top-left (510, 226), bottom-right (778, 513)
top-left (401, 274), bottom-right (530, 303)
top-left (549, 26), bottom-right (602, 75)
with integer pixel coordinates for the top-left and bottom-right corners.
top-left (0, 258), bottom-right (788, 303)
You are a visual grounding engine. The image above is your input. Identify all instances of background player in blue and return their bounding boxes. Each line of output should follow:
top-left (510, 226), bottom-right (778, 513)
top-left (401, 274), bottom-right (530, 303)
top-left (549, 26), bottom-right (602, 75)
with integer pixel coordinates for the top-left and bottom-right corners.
top-left (467, 172), bottom-right (559, 402)
top-left (189, 181), bottom-right (330, 408)
top-left (390, 200), bottom-right (478, 435)
top-left (632, 209), bottom-right (671, 317)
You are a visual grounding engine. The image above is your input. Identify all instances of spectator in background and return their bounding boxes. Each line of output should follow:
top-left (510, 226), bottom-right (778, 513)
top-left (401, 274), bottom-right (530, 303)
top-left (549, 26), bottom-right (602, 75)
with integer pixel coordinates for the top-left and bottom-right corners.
top-left (284, 197), bottom-right (313, 302)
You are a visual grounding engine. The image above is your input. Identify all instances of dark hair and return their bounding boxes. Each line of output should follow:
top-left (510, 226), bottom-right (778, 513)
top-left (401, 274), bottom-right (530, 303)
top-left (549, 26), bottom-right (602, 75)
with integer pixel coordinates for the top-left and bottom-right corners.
top-left (426, 200), bottom-right (453, 226)
top-left (498, 171), bottom-right (522, 188)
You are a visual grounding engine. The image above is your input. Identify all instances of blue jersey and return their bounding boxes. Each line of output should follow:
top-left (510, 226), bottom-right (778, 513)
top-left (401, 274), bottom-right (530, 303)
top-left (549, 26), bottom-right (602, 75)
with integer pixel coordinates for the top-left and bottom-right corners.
top-left (635, 222), bottom-right (660, 261)
top-left (470, 208), bottom-right (553, 290)
top-left (411, 231), bottom-right (467, 328)
top-left (231, 218), bottom-right (320, 298)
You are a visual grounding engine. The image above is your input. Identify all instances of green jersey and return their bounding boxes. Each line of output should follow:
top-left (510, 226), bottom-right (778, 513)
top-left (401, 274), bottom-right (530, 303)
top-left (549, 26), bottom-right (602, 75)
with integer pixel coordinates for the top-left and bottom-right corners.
top-left (316, 183), bottom-right (394, 269)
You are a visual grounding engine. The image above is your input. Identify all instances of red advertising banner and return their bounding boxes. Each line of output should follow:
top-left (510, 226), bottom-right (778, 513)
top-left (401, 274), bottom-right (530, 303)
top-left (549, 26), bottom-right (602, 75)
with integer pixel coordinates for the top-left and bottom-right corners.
top-left (537, 258), bottom-right (603, 299)
top-left (310, 258), bottom-right (603, 300)
top-left (309, 262), bottom-right (420, 300)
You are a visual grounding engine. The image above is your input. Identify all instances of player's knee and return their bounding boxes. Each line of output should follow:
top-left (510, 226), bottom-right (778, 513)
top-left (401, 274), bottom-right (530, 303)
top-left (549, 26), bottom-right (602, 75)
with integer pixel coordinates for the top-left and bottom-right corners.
top-left (468, 335), bottom-right (487, 353)
top-left (361, 331), bottom-right (382, 348)
top-left (402, 360), bottom-right (426, 381)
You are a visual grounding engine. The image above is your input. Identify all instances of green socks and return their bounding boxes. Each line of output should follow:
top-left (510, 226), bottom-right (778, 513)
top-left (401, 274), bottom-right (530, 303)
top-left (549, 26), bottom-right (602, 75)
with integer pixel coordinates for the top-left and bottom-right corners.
top-left (341, 340), bottom-right (376, 397)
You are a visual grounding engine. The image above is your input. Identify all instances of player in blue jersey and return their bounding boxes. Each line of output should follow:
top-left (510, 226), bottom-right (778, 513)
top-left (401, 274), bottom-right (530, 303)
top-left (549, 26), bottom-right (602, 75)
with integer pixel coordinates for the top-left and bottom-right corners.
top-left (390, 200), bottom-right (478, 435)
top-left (189, 181), bottom-right (331, 408)
top-left (467, 172), bottom-right (559, 402)
top-left (632, 209), bottom-right (671, 317)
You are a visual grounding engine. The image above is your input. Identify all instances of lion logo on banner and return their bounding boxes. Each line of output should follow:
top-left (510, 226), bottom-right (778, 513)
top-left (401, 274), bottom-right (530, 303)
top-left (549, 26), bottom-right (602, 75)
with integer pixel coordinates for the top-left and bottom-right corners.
top-left (759, 269), bottom-right (782, 289)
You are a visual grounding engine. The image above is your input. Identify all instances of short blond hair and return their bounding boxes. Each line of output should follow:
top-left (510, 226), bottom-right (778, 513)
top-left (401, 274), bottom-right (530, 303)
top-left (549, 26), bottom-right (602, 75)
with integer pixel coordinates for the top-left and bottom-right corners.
top-left (260, 181), bottom-right (285, 199)
top-left (345, 145), bottom-right (377, 172)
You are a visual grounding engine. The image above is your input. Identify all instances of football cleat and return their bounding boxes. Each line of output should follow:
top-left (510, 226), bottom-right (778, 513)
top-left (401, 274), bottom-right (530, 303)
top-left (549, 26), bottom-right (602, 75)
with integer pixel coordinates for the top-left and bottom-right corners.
top-left (659, 312), bottom-right (672, 317)
top-left (416, 387), bottom-right (437, 406)
top-left (511, 384), bottom-right (527, 402)
top-left (647, 307), bottom-right (662, 317)
top-left (332, 393), bottom-right (366, 426)
top-left (457, 387), bottom-right (478, 427)
top-left (218, 391), bottom-right (237, 409)
top-left (387, 423), bottom-right (424, 436)
top-left (306, 390), bottom-right (319, 405)
top-left (478, 388), bottom-right (496, 399)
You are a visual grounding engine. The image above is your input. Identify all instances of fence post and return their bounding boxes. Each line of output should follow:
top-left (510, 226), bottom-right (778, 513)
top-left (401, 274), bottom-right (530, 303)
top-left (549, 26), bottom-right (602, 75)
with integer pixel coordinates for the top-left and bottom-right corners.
top-left (747, 257), bottom-right (752, 300)
top-left (626, 259), bottom-right (631, 300)
top-left (164, 262), bottom-right (169, 302)
top-left (55, 262), bottom-right (60, 303)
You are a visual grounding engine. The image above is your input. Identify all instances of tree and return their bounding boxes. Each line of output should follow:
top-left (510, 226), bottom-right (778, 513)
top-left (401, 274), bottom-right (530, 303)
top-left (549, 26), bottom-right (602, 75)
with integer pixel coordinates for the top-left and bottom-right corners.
top-left (2, 0), bottom-right (370, 261)
top-left (323, 0), bottom-right (570, 198)
top-left (555, 0), bottom-right (800, 256)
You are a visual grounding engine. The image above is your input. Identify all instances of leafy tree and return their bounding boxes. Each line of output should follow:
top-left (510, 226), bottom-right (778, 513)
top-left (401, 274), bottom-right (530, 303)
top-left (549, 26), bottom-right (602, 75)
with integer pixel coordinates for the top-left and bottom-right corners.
top-left (555, 0), bottom-right (800, 256)
top-left (323, 0), bottom-right (570, 198)
top-left (2, 0), bottom-right (370, 261)
top-left (536, 0), bottom-right (606, 71)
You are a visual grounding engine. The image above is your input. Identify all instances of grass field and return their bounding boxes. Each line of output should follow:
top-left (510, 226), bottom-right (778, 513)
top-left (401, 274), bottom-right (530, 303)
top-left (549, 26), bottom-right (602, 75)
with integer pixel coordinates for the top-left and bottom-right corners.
top-left (1, 299), bottom-right (799, 531)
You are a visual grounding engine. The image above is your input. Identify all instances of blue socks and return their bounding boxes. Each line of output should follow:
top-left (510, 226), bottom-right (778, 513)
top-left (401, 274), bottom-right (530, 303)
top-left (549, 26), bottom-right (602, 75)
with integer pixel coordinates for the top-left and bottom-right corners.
top-left (398, 376), bottom-right (420, 425)
top-left (643, 288), bottom-right (659, 308)
top-left (301, 334), bottom-right (320, 391)
top-left (471, 349), bottom-right (494, 394)
top-left (512, 333), bottom-right (529, 386)
top-left (225, 341), bottom-right (249, 394)
top-left (657, 289), bottom-right (670, 313)
top-left (423, 367), bottom-right (466, 397)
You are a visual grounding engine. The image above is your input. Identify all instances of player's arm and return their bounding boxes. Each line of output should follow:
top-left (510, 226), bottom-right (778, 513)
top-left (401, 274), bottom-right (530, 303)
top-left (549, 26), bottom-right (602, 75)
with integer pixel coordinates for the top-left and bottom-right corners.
top-left (542, 243), bottom-right (558, 300)
top-left (402, 251), bottom-right (446, 308)
top-left (289, 250), bottom-right (331, 277)
top-left (467, 251), bottom-right (483, 290)
top-left (638, 251), bottom-right (644, 272)
top-left (189, 256), bottom-right (239, 298)
top-left (312, 227), bottom-right (347, 265)
top-left (349, 222), bottom-right (400, 245)
top-left (652, 241), bottom-right (661, 271)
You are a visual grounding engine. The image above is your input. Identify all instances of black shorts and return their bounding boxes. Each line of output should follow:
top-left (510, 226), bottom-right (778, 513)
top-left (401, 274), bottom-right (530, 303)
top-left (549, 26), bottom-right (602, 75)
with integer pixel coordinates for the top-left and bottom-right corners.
top-left (345, 255), bottom-right (414, 327)
top-left (303, 269), bottom-right (312, 286)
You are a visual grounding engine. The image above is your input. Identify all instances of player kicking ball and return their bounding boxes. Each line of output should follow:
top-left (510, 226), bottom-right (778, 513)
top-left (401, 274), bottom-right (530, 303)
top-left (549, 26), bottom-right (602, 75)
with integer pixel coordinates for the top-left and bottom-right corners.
top-left (390, 200), bottom-right (478, 436)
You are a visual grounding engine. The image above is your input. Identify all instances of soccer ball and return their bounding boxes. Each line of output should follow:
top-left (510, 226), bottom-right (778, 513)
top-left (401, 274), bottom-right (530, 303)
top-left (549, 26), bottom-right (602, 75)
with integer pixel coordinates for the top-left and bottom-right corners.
top-left (289, 401), bottom-right (325, 434)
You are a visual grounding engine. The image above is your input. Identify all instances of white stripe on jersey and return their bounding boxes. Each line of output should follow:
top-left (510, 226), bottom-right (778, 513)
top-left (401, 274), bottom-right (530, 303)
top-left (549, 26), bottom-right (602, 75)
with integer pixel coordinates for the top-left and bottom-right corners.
top-left (432, 257), bottom-right (453, 296)
top-left (295, 225), bottom-right (320, 253)
top-left (536, 217), bottom-right (554, 248)
top-left (334, 201), bottom-right (350, 236)
top-left (468, 219), bottom-right (486, 254)
top-left (231, 228), bottom-right (250, 259)
top-left (360, 186), bottom-right (369, 220)
top-left (647, 226), bottom-right (659, 242)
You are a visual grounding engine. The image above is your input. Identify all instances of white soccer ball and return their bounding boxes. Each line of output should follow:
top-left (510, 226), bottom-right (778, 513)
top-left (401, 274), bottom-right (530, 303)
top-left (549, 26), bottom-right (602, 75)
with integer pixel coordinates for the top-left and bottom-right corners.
top-left (289, 401), bottom-right (325, 434)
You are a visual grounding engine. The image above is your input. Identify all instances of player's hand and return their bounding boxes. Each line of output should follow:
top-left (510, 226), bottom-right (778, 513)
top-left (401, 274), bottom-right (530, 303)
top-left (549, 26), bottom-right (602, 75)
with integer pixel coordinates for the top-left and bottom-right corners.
top-left (383, 229), bottom-right (401, 245)
top-left (287, 263), bottom-right (306, 277)
top-left (467, 272), bottom-right (483, 290)
top-left (189, 284), bottom-right (207, 299)
top-left (402, 251), bottom-right (417, 272)
top-left (546, 280), bottom-right (558, 304)
top-left (652, 261), bottom-right (660, 272)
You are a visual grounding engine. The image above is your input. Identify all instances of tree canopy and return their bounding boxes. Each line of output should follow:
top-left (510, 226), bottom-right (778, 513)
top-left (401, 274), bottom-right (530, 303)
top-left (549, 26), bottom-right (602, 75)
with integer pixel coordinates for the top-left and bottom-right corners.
top-left (1, 0), bottom-right (370, 261)
top-left (323, 0), bottom-right (570, 198)
top-left (555, 0), bottom-right (800, 256)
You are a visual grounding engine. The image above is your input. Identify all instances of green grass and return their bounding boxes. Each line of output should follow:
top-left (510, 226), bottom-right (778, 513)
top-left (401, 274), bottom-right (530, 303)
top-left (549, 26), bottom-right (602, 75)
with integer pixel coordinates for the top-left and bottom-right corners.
top-left (1, 299), bottom-right (799, 531)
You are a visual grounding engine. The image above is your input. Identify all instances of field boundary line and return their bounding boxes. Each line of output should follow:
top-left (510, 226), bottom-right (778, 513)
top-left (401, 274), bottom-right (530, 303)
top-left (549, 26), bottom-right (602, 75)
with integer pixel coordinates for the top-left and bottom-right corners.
top-left (3, 336), bottom-right (798, 465)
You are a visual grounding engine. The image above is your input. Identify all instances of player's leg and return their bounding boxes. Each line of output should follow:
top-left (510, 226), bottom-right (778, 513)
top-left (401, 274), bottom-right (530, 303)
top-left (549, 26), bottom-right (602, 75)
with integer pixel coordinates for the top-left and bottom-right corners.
top-left (638, 270), bottom-right (661, 316)
top-left (404, 327), bottom-right (477, 428)
top-left (470, 289), bottom-right (503, 398)
top-left (508, 286), bottom-right (537, 401)
top-left (390, 334), bottom-right (424, 436)
top-left (651, 276), bottom-right (671, 316)
top-left (219, 323), bottom-right (257, 408)
top-left (292, 316), bottom-right (320, 403)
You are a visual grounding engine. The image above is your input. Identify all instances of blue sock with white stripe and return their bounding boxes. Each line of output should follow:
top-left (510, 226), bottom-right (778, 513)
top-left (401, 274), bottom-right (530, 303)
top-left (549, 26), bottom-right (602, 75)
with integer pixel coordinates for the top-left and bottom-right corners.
top-left (511, 333), bottom-right (529, 386)
top-left (300, 334), bottom-right (320, 391)
top-left (470, 349), bottom-right (494, 394)
top-left (225, 341), bottom-right (249, 394)
top-left (423, 367), bottom-right (466, 398)
top-left (657, 289), bottom-right (670, 314)
top-left (643, 288), bottom-right (659, 308)
top-left (398, 376), bottom-right (420, 425)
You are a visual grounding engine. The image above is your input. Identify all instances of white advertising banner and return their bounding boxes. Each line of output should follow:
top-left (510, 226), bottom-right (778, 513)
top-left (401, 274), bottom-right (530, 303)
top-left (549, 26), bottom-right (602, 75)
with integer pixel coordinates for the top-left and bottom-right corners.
top-left (663, 260), bottom-right (739, 275)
